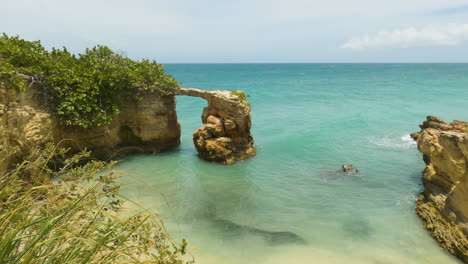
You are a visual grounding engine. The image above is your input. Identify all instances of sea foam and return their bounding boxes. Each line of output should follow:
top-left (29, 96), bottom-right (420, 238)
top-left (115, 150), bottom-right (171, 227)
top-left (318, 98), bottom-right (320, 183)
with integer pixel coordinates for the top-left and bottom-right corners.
top-left (369, 134), bottom-right (417, 149)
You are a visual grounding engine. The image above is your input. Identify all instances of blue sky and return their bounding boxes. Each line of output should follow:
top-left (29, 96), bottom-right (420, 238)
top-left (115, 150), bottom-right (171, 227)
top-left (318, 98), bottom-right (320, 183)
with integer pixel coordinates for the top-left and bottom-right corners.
top-left (1, 0), bottom-right (468, 63)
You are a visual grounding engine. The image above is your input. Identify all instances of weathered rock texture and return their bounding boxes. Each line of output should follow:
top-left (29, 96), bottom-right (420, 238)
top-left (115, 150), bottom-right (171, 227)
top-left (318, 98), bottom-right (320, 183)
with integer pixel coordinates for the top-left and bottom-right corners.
top-left (412, 116), bottom-right (468, 263)
top-left (177, 88), bottom-right (256, 164)
top-left (1, 85), bottom-right (255, 170)
top-left (0, 86), bottom-right (180, 170)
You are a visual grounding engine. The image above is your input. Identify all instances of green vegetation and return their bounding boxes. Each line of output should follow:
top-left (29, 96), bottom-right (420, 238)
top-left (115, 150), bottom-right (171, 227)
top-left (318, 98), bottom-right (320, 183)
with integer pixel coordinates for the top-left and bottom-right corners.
top-left (0, 142), bottom-right (193, 264)
top-left (0, 36), bottom-right (194, 263)
top-left (0, 34), bottom-right (180, 128)
top-left (230, 91), bottom-right (250, 106)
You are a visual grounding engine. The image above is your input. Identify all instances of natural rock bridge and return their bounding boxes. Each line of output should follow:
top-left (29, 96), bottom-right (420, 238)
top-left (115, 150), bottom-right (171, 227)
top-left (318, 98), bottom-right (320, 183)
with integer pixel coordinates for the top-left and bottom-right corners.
top-left (176, 88), bottom-right (256, 164)
top-left (1, 85), bottom-right (255, 170)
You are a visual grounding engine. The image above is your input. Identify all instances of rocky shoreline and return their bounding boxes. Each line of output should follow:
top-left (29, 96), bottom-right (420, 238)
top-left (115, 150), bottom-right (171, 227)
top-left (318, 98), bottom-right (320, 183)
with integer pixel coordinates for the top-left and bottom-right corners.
top-left (412, 116), bottom-right (468, 262)
top-left (1, 86), bottom-right (255, 170)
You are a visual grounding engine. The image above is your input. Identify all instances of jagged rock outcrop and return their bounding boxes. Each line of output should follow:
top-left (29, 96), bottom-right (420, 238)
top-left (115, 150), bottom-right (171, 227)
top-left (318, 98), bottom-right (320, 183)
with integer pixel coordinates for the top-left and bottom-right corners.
top-left (177, 88), bottom-right (256, 164)
top-left (412, 116), bottom-right (468, 263)
top-left (1, 86), bottom-right (180, 170)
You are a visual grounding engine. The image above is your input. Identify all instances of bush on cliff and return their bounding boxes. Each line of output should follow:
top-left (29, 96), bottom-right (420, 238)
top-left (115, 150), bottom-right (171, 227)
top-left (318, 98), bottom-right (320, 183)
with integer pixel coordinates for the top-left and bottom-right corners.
top-left (0, 143), bottom-right (193, 264)
top-left (0, 33), bottom-right (180, 128)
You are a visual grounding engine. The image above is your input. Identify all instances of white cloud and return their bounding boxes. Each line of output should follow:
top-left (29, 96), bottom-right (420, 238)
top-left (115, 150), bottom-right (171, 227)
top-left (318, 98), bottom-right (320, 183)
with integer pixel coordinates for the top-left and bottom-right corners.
top-left (342, 23), bottom-right (468, 50)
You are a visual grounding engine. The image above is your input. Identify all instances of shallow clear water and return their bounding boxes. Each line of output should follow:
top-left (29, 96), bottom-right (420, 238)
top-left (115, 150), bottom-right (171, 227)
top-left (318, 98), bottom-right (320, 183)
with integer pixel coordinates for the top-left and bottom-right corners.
top-left (115, 64), bottom-right (468, 263)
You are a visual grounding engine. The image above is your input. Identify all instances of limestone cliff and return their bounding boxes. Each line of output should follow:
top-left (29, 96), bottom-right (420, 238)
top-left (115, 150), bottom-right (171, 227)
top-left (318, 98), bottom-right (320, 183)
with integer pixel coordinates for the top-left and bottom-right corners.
top-left (412, 116), bottom-right (468, 262)
top-left (177, 88), bottom-right (256, 164)
top-left (0, 86), bottom-right (180, 170)
top-left (1, 84), bottom-right (257, 170)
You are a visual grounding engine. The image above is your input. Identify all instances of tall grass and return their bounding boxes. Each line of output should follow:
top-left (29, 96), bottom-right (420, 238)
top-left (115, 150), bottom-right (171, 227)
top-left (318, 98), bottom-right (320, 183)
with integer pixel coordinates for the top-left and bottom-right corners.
top-left (0, 143), bottom-right (194, 264)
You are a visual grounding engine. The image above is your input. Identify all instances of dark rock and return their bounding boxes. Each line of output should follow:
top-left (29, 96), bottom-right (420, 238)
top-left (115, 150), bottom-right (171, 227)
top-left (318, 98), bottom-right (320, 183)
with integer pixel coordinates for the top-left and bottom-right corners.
top-left (342, 164), bottom-right (359, 173)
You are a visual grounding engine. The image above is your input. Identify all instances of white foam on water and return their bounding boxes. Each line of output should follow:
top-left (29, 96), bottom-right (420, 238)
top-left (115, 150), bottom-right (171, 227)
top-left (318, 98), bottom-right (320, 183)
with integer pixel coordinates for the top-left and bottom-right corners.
top-left (400, 134), bottom-right (416, 144)
top-left (396, 193), bottom-right (418, 206)
top-left (369, 134), bottom-right (417, 149)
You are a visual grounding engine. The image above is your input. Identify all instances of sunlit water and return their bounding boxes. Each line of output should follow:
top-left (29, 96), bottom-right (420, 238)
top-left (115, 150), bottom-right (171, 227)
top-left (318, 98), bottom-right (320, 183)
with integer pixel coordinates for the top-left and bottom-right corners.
top-left (114, 64), bottom-right (468, 263)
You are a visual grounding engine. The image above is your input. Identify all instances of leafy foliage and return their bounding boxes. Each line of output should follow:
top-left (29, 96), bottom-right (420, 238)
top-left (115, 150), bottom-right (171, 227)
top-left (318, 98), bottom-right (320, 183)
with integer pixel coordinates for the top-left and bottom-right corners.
top-left (230, 91), bottom-right (251, 106)
top-left (0, 34), bottom-right (180, 128)
top-left (0, 143), bottom-right (194, 264)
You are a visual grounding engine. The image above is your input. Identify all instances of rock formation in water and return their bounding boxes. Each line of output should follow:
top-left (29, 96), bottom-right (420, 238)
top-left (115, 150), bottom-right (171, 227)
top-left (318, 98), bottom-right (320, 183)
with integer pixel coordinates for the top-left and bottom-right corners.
top-left (1, 85), bottom-right (180, 170)
top-left (1, 85), bottom-right (256, 170)
top-left (177, 88), bottom-right (256, 164)
top-left (412, 116), bottom-right (468, 263)
top-left (342, 164), bottom-right (359, 173)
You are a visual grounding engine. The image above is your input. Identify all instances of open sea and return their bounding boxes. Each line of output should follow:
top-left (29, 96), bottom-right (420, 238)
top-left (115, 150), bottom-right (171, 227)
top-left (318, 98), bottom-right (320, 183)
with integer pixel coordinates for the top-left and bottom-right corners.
top-left (114, 64), bottom-right (468, 263)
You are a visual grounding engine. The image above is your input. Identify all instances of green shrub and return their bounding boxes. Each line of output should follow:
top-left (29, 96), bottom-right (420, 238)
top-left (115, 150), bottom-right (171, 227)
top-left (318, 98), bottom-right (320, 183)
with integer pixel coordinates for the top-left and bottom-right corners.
top-left (0, 34), bottom-right (180, 128)
top-left (230, 91), bottom-right (250, 106)
top-left (0, 143), bottom-right (194, 264)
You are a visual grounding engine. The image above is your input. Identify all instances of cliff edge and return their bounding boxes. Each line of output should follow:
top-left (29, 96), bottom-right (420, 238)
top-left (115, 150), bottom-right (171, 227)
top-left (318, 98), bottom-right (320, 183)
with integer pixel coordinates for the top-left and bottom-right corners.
top-left (412, 116), bottom-right (468, 262)
top-left (1, 86), bottom-right (180, 170)
top-left (1, 86), bottom-right (256, 170)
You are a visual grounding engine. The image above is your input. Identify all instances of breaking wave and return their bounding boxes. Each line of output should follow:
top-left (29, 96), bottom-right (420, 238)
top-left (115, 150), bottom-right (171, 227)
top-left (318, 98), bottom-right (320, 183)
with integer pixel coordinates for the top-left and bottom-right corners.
top-left (369, 134), bottom-right (417, 149)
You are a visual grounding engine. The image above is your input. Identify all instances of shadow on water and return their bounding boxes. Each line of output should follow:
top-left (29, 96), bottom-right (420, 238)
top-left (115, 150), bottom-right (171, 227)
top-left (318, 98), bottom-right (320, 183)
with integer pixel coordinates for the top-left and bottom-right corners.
top-left (209, 218), bottom-right (307, 246)
top-left (342, 218), bottom-right (374, 240)
top-left (177, 160), bottom-right (308, 247)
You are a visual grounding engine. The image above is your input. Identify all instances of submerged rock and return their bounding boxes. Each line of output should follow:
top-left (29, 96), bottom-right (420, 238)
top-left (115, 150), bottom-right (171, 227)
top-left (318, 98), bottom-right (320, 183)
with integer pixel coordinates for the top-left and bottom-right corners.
top-left (324, 164), bottom-right (360, 180)
top-left (343, 218), bottom-right (374, 240)
top-left (342, 164), bottom-right (359, 173)
top-left (211, 218), bottom-right (307, 246)
top-left (177, 88), bottom-right (256, 164)
top-left (413, 116), bottom-right (468, 263)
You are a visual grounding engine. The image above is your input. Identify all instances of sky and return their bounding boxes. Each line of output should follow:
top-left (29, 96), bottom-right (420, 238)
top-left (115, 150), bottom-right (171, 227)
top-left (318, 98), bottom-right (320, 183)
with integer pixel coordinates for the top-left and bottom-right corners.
top-left (1, 0), bottom-right (468, 63)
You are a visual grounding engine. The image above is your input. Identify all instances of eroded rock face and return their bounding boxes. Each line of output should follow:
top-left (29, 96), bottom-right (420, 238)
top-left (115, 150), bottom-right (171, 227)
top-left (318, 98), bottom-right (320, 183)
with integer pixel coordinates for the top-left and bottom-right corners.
top-left (0, 86), bottom-right (180, 169)
top-left (177, 88), bottom-right (256, 164)
top-left (412, 116), bottom-right (468, 262)
top-left (1, 86), bottom-right (255, 169)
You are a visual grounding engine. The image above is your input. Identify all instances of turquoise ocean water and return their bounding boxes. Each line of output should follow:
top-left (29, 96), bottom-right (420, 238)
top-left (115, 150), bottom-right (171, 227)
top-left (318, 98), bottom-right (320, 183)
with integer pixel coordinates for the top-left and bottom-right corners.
top-left (115, 64), bottom-right (468, 263)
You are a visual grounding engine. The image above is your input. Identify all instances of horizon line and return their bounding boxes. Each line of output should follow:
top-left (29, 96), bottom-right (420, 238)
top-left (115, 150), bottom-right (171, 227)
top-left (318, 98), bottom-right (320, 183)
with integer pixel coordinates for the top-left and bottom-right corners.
top-left (161, 62), bottom-right (468, 64)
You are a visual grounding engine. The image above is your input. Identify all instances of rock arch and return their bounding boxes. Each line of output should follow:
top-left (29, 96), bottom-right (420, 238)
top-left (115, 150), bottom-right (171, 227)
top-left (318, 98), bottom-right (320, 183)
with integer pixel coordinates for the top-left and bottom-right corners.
top-left (0, 86), bottom-right (255, 170)
top-left (176, 88), bottom-right (256, 164)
